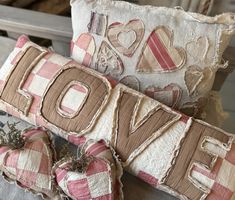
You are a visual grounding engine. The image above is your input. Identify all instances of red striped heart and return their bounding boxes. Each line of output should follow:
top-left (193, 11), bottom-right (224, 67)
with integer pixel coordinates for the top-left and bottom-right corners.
top-left (137, 26), bottom-right (186, 73)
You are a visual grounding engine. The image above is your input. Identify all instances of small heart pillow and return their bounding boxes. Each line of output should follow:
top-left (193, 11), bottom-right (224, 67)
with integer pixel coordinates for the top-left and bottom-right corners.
top-left (0, 126), bottom-right (59, 199)
top-left (54, 140), bottom-right (123, 200)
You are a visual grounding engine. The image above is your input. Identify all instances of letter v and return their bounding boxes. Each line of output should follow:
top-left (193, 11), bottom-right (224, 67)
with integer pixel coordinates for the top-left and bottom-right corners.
top-left (112, 89), bottom-right (180, 166)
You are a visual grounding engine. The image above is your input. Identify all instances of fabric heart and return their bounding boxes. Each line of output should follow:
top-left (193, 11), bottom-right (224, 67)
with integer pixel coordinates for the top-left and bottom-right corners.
top-left (117, 30), bottom-right (137, 50)
top-left (96, 41), bottom-right (124, 77)
top-left (144, 83), bottom-right (182, 108)
top-left (54, 140), bottom-right (123, 200)
top-left (108, 19), bottom-right (145, 57)
top-left (185, 65), bottom-right (213, 96)
top-left (136, 26), bottom-right (186, 73)
top-left (71, 33), bottom-right (96, 67)
top-left (186, 36), bottom-right (209, 61)
top-left (180, 97), bottom-right (208, 117)
top-left (120, 75), bottom-right (140, 91)
top-left (0, 127), bottom-right (58, 199)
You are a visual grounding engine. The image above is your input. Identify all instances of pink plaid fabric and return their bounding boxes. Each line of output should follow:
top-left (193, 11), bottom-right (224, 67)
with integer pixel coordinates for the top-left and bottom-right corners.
top-left (0, 36), bottom-right (91, 129)
top-left (197, 143), bottom-right (235, 200)
top-left (54, 140), bottom-right (123, 200)
top-left (0, 127), bottom-right (57, 198)
top-left (55, 159), bottom-right (112, 200)
top-left (71, 33), bottom-right (96, 67)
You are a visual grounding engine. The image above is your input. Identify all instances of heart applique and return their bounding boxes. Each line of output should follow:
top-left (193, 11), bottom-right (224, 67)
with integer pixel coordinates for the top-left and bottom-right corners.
top-left (144, 83), bottom-right (182, 108)
top-left (54, 140), bottom-right (123, 200)
top-left (71, 33), bottom-right (96, 67)
top-left (136, 26), bottom-right (186, 73)
top-left (120, 75), bottom-right (140, 91)
top-left (185, 65), bottom-right (213, 96)
top-left (186, 36), bottom-right (209, 62)
top-left (118, 30), bottom-right (137, 50)
top-left (180, 97), bottom-right (208, 117)
top-left (0, 127), bottom-right (58, 199)
top-left (107, 19), bottom-right (145, 57)
top-left (96, 41), bottom-right (124, 77)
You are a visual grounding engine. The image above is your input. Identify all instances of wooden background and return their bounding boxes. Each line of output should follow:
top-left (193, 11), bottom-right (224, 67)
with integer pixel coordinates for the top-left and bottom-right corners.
top-left (0, 0), bottom-right (70, 15)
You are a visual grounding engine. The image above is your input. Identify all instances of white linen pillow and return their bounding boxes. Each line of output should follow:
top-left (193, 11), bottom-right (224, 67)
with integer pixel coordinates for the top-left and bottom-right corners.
top-left (71, 0), bottom-right (235, 117)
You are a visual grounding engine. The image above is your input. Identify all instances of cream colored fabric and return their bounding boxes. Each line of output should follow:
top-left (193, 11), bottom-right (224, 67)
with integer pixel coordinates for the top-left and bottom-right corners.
top-left (123, 0), bottom-right (214, 15)
top-left (1, 36), bottom-right (235, 199)
top-left (71, 0), bottom-right (235, 117)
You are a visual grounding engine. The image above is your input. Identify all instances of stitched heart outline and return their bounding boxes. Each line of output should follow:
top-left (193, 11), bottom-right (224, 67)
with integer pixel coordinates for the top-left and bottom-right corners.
top-left (107, 19), bottom-right (145, 57)
top-left (136, 26), bottom-right (186, 73)
top-left (186, 36), bottom-right (209, 62)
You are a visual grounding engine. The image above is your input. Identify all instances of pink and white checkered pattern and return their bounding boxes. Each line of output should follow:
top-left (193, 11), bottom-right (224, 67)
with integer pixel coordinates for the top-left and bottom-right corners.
top-left (192, 143), bottom-right (235, 200)
top-left (55, 158), bottom-right (113, 200)
top-left (0, 127), bottom-right (57, 198)
top-left (71, 33), bottom-right (96, 67)
top-left (60, 83), bottom-right (89, 115)
top-left (0, 35), bottom-right (92, 130)
top-left (54, 140), bottom-right (123, 200)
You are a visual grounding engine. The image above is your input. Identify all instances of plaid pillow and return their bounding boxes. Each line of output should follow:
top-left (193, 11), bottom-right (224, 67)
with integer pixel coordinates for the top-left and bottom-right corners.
top-left (0, 127), bottom-right (59, 199)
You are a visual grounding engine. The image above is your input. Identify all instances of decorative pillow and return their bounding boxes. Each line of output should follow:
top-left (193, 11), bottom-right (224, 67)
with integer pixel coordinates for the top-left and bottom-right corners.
top-left (0, 125), bottom-right (59, 199)
top-left (70, 0), bottom-right (235, 116)
top-left (123, 0), bottom-right (214, 15)
top-left (1, 35), bottom-right (235, 200)
top-left (54, 140), bottom-right (123, 200)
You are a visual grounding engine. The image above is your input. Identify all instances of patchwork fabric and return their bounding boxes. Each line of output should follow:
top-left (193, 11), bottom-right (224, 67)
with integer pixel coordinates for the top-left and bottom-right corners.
top-left (54, 140), bottom-right (123, 200)
top-left (71, 0), bottom-right (235, 117)
top-left (0, 127), bottom-right (58, 199)
top-left (1, 36), bottom-right (235, 200)
top-left (58, 82), bottom-right (90, 116)
top-left (71, 33), bottom-right (96, 67)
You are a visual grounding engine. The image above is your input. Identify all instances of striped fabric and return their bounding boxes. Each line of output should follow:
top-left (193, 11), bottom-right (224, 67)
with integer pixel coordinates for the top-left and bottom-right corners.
top-left (137, 26), bottom-right (185, 73)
